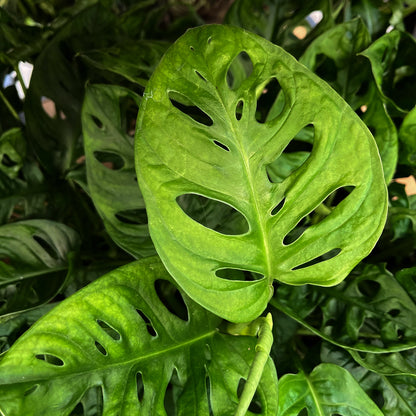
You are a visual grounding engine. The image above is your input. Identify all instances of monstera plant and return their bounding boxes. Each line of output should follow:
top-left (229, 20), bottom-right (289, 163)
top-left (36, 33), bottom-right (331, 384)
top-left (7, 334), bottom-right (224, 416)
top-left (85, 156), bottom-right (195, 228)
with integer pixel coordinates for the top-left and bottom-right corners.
top-left (1, 1), bottom-right (415, 415)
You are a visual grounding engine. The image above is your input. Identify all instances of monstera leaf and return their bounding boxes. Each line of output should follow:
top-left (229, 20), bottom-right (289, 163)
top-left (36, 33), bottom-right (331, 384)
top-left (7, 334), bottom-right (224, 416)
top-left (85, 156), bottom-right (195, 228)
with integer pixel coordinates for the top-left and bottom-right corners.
top-left (271, 264), bottom-right (416, 353)
top-left (82, 84), bottom-right (154, 258)
top-left (277, 363), bottom-right (383, 416)
top-left (135, 25), bottom-right (388, 322)
top-left (0, 257), bottom-right (278, 416)
top-left (0, 220), bottom-right (79, 316)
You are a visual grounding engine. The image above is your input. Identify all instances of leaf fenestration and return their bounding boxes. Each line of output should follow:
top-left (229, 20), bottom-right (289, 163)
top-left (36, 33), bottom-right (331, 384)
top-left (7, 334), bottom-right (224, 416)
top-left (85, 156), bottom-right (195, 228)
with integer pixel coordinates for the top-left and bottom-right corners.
top-left (135, 24), bottom-right (388, 322)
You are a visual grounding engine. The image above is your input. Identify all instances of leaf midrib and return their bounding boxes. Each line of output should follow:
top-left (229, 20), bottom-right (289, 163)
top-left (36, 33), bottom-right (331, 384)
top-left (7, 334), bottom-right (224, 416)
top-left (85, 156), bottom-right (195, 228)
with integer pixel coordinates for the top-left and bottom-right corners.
top-left (214, 83), bottom-right (271, 278)
top-left (3, 329), bottom-right (217, 385)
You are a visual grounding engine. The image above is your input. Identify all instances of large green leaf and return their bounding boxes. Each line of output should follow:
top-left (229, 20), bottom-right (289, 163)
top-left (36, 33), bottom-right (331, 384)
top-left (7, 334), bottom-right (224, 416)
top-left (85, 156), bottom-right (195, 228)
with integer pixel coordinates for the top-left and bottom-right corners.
top-left (277, 363), bottom-right (383, 415)
top-left (82, 84), bottom-right (154, 258)
top-left (271, 264), bottom-right (416, 353)
top-left (135, 24), bottom-right (388, 322)
top-left (0, 220), bottom-right (79, 316)
top-left (0, 257), bottom-right (278, 415)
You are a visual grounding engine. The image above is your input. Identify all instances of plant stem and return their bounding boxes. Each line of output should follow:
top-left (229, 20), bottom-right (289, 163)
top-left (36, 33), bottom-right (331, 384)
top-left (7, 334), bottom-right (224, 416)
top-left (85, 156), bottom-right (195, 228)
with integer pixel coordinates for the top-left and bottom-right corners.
top-left (0, 90), bottom-right (20, 122)
top-left (234, 313), bottom-right (274, 416)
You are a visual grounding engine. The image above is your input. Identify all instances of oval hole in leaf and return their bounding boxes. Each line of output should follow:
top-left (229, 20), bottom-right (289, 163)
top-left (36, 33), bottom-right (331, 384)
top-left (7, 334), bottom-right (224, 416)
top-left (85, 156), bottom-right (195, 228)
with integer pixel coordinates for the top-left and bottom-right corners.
top-left (94, 340), bottom-right (107, 356)
top-left (216, 269), bottom-right (263, 281)
top-left (357, 279), bottom-right (381, 299)
top-left (136, 372), bottom-right (144, 402)
top-left (24, 384), bottom-right (39, 397)
top-left (271, 198), bottom-right (285, 216)
top-left (235, 100), bottom-right (243, 120)
top-left (168, 91), bottom-right (213, 126)
top-left (136, 309), bottom-right (157, 337)
top-left (115, 209), bottom-right (148, 225)
top-left (176, 194), bottom-right (249, 235)
top-left (41, 97), bottom-right (56, 118)
top-left (227, 51), bottom-right (254, 90)
top-left (206, 376), bottom-right (213, 415)
top-left (283, 217), bottom-right (308, 245)
top-left (292, 248), bottom-right (341, 270)
top-left (1, 154), bottom-right (18, 168)
top-left (33, 235), bottom-right (59, 259)
top-left (213, 140), bottom-right (230, 151)
top-left (256, 78), bottom-right (285, 123)
top-left (164, 368), bottom-right (182, 414)
top-left (298, 409), bottom-right (308, 416)
top-left (35, 353), bottom-right (64, 366)
top-left (237, 378), bottom-right (262, 414)
top-left (388, 308), bottom-right (400, 317)
top-left (266, 124), bottom-right (314, 183)
top-left (195, 70), bottom-right (207, 82)
top-left (96, 319), bottom-right (121, 341)
top-left (94, 151), bottom-right (124, 170)
top-left (154, 279), bottom-right (189, 321)
top-left (90, 114), bottom-right (103, 129)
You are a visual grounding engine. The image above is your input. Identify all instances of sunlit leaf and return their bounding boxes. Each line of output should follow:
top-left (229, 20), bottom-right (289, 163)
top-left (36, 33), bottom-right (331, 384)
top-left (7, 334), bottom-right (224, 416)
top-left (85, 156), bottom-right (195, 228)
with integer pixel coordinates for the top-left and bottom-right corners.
top-left (0, 257), bottom-right (278, 416)
top-left (135, 24), bottom-right (387, 322)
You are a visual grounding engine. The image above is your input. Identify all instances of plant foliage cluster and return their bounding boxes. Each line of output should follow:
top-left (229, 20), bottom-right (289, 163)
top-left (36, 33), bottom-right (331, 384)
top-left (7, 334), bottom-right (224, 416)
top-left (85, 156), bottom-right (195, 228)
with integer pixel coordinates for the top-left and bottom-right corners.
top-left (0, 0), bottom-right (415, 415)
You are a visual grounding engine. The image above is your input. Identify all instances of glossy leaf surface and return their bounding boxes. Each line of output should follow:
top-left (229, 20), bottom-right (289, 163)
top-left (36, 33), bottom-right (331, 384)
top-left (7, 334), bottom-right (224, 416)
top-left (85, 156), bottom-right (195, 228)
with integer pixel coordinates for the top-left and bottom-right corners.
top-left (277, 363), bottom-right (383, 415)
top-left (0, 257), bottom-right (278, 416)
top-left (135, 24), bottom-right (387, 322)
top-left (82, 84), bottom-right (154, 258)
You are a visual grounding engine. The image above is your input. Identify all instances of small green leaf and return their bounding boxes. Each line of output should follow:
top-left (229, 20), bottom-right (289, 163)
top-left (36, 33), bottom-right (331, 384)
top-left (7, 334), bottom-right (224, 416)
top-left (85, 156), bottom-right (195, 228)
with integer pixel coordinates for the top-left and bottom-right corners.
top-left (277, 363), bottom-right (384, 415)
top-left (0, 257), bottom-right (278, 415)
top-left (82, 84), bottom-right (154, 258)
top-left (360, 30), bottom-right (416, 114)
top-left (135, 24), bottom-right (387, 322)
top-left (0, 128), bottom-right (26, 179)
top-left (0, 220), bottom-right (79, 316)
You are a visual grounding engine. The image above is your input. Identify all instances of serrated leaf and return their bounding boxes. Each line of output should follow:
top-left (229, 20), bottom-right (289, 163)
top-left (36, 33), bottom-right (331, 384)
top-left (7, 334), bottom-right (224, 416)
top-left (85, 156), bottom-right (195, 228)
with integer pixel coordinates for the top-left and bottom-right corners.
top-left (0, 257), bottom-right (278, 416)
top-left (0, 220), bottom-right (79, 316)
top-left (271, 264), bottom-right (416, 353)
top-left (82, 84), bottom-right (155, 258)
top-left (277, 363), bottom-right (383, 415)
top-left (135, 24), bottom-right (387, 322)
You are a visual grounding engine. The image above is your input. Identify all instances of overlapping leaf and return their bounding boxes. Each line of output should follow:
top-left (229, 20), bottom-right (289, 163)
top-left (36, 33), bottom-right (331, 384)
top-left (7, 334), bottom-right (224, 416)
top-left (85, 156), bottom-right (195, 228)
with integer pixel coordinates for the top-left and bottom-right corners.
top-left (277, 363), bottom-right (383, 415)
top-left (322, 343), bottom-right (416, 416)
top-left (82, 84), bottom-right (154, 258)
top-left (0, 220), bottom-right (79, 316)
top-left (271, 264), bottom-right (416, 352)
top-left (135, 24), bottom-right (387, 322)
top-left (300, 18), bottom-right (397, 182)
top-left (0, 257), bottom-right (278, 416)
top-left (360, 29), bottom-right (416, 114)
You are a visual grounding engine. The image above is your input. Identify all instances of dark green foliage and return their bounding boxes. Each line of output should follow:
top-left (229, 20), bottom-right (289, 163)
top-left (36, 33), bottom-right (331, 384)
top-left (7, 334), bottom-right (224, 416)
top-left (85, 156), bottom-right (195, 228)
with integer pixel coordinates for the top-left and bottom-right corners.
top-left (0, 1), bottom-right (415, 415)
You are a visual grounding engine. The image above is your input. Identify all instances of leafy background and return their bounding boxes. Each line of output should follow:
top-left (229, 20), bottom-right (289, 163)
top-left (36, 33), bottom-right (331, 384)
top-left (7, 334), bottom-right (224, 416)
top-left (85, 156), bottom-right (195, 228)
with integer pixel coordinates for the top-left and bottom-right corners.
top-left (0, 0), bottom-right (415, 415)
